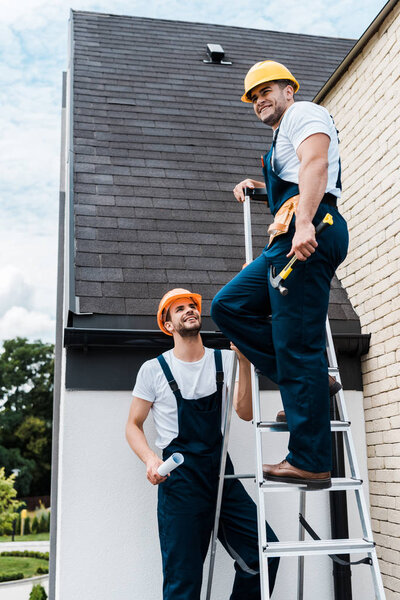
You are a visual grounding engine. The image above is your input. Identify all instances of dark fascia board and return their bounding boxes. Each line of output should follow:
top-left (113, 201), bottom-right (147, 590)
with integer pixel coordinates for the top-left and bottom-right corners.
top-left (64, 326), bottom-right (370, 357)
top-left (64, 327), bottom-right (228, 351)
top-left (314, 0), bottom-right (397, 103)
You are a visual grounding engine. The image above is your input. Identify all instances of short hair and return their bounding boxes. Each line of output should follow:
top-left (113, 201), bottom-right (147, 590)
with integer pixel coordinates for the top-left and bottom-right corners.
top-left (165, 307), bottom-right (171, 322)
top-left (273, 79), bottom-right (295, 91)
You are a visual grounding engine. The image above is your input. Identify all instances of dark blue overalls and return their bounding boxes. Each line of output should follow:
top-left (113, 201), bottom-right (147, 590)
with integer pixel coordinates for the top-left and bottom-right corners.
top-left (211, 128), bottom-right (349, 474)
top-left (156, 349), bottom-right (279, 599)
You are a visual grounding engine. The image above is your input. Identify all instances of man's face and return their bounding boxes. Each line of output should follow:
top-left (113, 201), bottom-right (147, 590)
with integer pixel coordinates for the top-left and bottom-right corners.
top-left (165, 298), bottom-right (201, 338)
top-left (250, 81), bottom-right (293, 128)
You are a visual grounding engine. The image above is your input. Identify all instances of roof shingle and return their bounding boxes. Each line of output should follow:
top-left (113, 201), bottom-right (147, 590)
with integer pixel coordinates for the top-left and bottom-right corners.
top-left (71, 11), bottom-right (358, 324)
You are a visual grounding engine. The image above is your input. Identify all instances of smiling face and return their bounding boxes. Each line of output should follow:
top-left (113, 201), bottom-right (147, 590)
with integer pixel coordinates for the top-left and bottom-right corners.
top-left (250, 81), bottom-right (294, 129)
top-left (164, 297), bottom-right (202, 338)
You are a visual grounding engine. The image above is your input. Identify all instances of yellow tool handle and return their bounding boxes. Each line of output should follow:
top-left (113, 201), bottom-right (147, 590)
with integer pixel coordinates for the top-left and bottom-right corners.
top-left (277, 213), bottom-right (333, 280)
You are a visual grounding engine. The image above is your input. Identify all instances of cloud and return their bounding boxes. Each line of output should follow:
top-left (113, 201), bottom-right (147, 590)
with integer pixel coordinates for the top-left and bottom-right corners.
top-left (0, 265), bottom-right (55, 344)
top-left (0, 307), bottom-right (55, 344)
top-left (0, 266), bottom-right (34, 316)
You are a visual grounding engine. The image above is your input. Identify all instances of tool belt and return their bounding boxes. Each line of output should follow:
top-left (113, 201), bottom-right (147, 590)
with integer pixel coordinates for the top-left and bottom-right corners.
top-left (268, 196), bottom-right (299, 246)
top-left (267, 193), bottom-right (337, 246)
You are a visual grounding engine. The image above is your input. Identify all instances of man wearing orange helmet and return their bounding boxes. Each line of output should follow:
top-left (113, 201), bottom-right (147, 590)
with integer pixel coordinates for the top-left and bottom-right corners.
top-left (126, 288), bottom-right (279, 599)
top-left (212, 61), bottom-right (349, 489)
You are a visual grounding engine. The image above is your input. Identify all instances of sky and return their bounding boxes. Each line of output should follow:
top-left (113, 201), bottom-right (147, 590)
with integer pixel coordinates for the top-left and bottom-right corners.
top-left (0, 0), bottom-right (388, 345)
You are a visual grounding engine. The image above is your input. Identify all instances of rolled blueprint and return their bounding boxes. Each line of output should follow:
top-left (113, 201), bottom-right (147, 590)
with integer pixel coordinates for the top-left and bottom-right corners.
top-left (157, 452), bottom-right (184, 477)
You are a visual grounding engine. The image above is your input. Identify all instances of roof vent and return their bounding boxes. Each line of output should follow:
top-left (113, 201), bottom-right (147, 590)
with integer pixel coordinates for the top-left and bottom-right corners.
top-left (203, 43), bottom-right (232, 65)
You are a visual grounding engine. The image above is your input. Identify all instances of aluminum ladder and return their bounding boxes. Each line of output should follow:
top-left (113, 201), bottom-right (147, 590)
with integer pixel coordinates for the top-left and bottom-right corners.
top-left (206, 188), bottom-right (385, 599)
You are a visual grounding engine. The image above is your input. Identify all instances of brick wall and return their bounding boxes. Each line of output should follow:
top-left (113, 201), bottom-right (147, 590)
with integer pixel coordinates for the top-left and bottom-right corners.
top-left (321, 4), bottom-right (400, 597)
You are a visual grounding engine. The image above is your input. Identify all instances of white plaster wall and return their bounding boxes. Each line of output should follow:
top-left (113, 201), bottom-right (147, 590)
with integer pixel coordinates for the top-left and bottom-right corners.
top-left (56, 387), bottom-right (372, 600)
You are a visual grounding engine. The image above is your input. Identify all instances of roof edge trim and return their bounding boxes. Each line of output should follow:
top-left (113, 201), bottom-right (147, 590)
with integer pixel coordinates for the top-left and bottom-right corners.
top-left (314, 0), bottom-right (397, 104)
top-left (64, 327), bottom-right (370, 356)
top-left (67, 10), bottom-right (78, 313)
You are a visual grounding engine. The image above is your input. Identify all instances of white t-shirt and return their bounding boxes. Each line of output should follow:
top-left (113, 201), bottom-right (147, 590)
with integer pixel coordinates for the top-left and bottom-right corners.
top-left (272, 102), bottom-right (341, 198)
top-left (132, 347), bottom-right (237, 449)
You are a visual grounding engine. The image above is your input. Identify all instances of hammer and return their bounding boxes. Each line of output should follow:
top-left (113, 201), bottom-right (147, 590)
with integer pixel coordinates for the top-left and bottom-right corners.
top-left (269, 213), bottom-right (334, 296)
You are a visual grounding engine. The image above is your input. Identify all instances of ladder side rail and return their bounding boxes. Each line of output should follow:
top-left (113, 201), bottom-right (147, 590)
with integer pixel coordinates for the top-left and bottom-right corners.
top-left (205, 354), bottom-right (238, 600)
top-left (370, 551), bottom-right (387, 599)
top-left (244, 193), bottom-right (270, 598)
top-left (243, 195), bottom-right (253, 263)
top-left (354, 488), bottom-right (374, 541)
top-left (297, 491), bottom-right (306, 600)
top-left (326, 319), bottom-right (377, 547)
top-left (252, 368), bottom-right (270, 599)
top-left (325, 318), bottom-right (346, 420)
top-left (326, 318), bottom-right (362, 479)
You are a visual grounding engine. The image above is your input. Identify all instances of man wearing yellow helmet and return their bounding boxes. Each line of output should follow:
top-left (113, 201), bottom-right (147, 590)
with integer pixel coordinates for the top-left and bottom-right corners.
top-left (212, 61), bottom-right (349, 489)
top-left (126, 289), bottom-right (279, 599)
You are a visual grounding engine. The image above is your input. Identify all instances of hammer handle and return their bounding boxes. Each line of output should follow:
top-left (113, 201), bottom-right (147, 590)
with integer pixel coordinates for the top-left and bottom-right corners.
top-left (278, 213), bottom-right (333, 279)
top-left (315, 216), bottom-right (333, 236)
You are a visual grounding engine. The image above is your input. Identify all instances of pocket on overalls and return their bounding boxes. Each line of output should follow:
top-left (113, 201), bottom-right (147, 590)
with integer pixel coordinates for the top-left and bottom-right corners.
top-left (268, 195), bottom-right (299, 247)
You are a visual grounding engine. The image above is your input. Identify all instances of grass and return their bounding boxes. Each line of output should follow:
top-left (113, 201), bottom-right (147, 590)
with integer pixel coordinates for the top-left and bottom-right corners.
top-left (0, 533), bottom-right (50, 543)
top-left (0, 556), bottom-right (48, 579)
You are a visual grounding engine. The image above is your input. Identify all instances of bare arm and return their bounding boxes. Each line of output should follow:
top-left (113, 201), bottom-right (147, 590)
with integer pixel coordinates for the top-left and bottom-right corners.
top-left (233, 178), bottom-right (266, 203)
top-left (125, 396), bottom-right (167, 485)
top-left (287, 132), bottom-right (330, 260)
top-left (231, 343), bottom-right (253, 421)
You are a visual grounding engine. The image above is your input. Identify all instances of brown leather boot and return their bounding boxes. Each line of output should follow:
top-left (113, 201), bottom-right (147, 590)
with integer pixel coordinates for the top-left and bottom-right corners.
top-left (263, 460), bottom-right (331, 490)
top-left (275, 375), bottom-right (342, 422)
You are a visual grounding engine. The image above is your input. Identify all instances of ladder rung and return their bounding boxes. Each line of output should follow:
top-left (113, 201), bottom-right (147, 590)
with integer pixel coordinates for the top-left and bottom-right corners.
top-left (258, 420), bottom-right (350, 432)
top-left (328, 367), bottom-right (339, 374)
top-left (260, 477), bottom-right (362, 492)
top-left (263, 538), bottom-right (374, 557)
top-left (224, 473), bottom-right (254, 480)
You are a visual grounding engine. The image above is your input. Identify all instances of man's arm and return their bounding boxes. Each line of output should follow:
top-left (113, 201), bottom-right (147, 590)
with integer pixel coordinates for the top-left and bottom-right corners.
top-left (231, 343), bottom-right (253, 421)
top-left (233, 178), bottom-right (266, 203)
top-left (125, 396), bottom-right (167, 485)
top-left (287, 132), bottom-right (330, 261)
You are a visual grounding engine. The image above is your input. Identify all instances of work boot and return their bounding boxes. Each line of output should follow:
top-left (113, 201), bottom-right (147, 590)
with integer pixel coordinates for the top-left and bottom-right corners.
top-left (263, 460), bottom-right (331, 490)
top-left (275, 375), bottom-right (342, 422)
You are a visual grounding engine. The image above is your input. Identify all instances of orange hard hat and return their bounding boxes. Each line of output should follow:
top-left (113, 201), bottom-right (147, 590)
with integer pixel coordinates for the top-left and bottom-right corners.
top-left (157, 288), bottom-right (202, 336)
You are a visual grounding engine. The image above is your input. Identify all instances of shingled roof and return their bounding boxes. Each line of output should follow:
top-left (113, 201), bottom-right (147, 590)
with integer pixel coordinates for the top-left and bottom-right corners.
top-left (70, 10), bottom-right (358, 330)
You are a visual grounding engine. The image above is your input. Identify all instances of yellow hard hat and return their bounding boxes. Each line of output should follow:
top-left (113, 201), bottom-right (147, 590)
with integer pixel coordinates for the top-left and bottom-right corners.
top-left (157, 288), bottom-right (202, 336)
top-left (241, 60), bottom-right (299, 103)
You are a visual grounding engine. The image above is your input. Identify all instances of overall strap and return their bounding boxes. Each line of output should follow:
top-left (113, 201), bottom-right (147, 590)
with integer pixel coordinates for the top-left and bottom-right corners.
top-left (330, 115), bottom-right (342, 191)
top-left (336, 157), bottom-right (342, 190)
top-left (157, 354), bottom-right (182, 401)
top-left (214, 349), bottom-right (224, 393)
top-left (269, 127), bottom-right (280, 170)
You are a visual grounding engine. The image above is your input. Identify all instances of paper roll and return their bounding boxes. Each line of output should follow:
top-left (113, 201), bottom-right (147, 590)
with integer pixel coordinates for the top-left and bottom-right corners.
top-left (157, 453), bottom-right (184, 477)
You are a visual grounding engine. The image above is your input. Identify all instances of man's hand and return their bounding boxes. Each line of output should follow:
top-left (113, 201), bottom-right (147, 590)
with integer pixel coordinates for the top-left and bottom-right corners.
top-left (230, 341), bottom-right (250, 364)
top-left (230, 342), bottom-right (252, 421)
top-left (287, 220), bottom-right (317, 261)
top-left (233, 179), bottom-right (264, 203)
top-left (146, 455), bottom-right (168, 486)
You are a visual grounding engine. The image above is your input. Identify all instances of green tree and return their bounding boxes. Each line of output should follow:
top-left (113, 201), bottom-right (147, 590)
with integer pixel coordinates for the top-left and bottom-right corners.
top-left (38, 513), bottom-right (48, 533)
top-left (0, 446), bottom-right (35, 496)
top-left (31, 515), bottom-right (39, 534)
top-left (23, 515), bottom-right (31, 535)
top-left (0, 468), bottom-right (23, 535)
top-left (0, 338), bottom-right (54, 496)
top-left (29, 584), bottom-right (48, 599)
